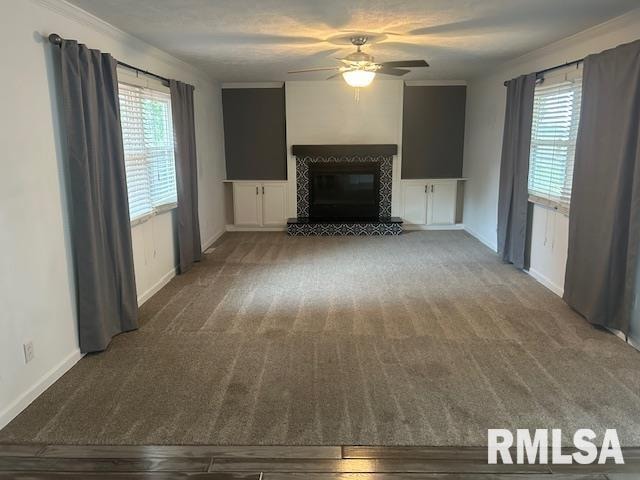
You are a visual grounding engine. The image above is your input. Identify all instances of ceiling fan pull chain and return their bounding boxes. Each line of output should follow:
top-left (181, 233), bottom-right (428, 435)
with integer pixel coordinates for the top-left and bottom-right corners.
top-left (354, 87), bottom-right (360, 103)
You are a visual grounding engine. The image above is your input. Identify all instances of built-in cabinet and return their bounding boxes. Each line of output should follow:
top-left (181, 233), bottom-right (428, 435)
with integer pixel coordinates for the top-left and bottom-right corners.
top-left (232, 181), bottom-right (288, 227)
top-left (401, 179), bottom-right (461, 226)
top-left (228, 178), bottom-right (461, 230)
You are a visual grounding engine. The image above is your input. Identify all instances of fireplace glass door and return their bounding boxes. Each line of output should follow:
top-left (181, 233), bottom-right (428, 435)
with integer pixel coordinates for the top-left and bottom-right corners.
top-left (309, 162), bottom-right (380, 220)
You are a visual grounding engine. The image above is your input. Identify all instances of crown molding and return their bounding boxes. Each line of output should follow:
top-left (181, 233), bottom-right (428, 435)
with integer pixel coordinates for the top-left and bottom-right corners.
top-left (30, 0), bottom-right (216, 84)
top-left (222, 82), bottom-right (284, 89)
top-left (502, 7), bottom-right (640, 71)
top-left (404, 80), bottom-right (467, 86)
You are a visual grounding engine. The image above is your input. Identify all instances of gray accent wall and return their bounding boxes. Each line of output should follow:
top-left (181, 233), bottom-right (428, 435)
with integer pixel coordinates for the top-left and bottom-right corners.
top-left (401, 85), bottom-right (466, 179)
top-left (222, 87), bottom-right (287, 180)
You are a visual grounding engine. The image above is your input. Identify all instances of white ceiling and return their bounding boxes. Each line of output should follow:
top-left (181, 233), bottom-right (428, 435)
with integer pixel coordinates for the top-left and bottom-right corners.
top-left (68, 0), bottom-right (638, 81)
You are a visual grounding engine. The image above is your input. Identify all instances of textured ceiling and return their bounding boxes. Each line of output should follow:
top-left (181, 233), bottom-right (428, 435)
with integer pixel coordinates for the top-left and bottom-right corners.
top-left (67, 0), bottom-right (638, 81)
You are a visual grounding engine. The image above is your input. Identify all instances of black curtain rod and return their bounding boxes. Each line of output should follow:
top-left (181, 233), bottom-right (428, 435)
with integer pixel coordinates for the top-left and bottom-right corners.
top-left (48, 33), bottom-right (171, 85)
top-left (503, 58), bottom-right (583, 86)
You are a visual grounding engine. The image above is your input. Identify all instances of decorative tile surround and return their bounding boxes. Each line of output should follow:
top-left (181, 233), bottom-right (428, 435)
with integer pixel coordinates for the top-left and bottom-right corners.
top-left (295, 154), bottom-right (393, 218)
top-left (288, 145), bottom-right (401, 236)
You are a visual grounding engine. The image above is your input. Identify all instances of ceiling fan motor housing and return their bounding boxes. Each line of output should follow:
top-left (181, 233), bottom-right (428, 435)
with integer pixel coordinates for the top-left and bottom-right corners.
top-left (287, 33), bottom-right (428, 80)
top-left (344, 50), bottom-right (374, 64)
top-left (344, 36), bottom-right (377, 69)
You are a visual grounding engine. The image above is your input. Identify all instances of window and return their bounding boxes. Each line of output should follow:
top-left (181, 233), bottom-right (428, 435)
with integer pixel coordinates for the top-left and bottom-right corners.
top-left (528, 71), bottom-right (582, 212)
top-left (119, 81), bottom-right (177, 222)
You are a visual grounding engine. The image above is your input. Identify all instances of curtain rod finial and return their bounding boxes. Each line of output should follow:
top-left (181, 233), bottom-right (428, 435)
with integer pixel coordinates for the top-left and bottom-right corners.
top-left (48, 33), bottom-right (62, 45)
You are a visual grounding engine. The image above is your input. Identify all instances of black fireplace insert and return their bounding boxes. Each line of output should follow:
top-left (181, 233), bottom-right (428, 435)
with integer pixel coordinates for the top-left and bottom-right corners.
top-left (309, 162), bottom-right (380, 220)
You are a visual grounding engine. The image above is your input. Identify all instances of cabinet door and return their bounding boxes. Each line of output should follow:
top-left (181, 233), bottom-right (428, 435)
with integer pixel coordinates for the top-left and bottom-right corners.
top-left (427, 181), bottom-right (457, 225)
top-left (262, 183), bottom-right (288, 226)
top-left (402, 183), bottom-right (428, 225)
top-left (233, 183), bottom-right (261, 226)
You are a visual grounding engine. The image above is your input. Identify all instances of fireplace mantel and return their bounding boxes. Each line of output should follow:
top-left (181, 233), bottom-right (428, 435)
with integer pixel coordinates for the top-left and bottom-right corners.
top-left (291, 144), bottom-right (398, 157)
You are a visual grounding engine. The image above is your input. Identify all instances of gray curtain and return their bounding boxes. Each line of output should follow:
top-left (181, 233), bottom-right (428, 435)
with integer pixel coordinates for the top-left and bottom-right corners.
top-left (564, 39), bottom-right (640, 335)
top-left (60, 40), bottom-right (138, 352)
top-left (497, 74), bottom-right (536, 269)
top-left (170, 80), bottom-right (202, 273)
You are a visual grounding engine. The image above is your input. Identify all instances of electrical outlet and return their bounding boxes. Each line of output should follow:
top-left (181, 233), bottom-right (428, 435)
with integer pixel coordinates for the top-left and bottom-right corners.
top-left (23, 341), bottom-right (34, 364)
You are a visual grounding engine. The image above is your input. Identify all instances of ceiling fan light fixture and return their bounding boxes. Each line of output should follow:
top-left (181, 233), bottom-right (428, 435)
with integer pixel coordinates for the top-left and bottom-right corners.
top-left (342, 69), bottom-right (376, 87)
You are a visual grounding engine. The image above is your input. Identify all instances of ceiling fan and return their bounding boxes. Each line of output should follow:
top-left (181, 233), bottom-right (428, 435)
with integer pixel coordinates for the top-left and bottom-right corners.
top-left (288, 36), bottom-right (429, 88)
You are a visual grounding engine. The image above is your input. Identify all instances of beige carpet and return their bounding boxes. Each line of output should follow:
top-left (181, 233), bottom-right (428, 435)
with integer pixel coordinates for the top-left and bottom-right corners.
top-left (2, 231), bottom-right (640, 446)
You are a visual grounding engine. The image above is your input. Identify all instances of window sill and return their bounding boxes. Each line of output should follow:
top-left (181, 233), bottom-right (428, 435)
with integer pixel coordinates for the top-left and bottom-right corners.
top-left (528, 194), bottom-right (569, 217)
top-left (130, 202), bottom-right (178, 227)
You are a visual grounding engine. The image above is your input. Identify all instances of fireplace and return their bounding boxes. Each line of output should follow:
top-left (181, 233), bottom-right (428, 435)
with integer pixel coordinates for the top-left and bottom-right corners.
top-left (309, 162), bottom-right (380, 220)
top-left (287, 144), bottom-right (402, 235)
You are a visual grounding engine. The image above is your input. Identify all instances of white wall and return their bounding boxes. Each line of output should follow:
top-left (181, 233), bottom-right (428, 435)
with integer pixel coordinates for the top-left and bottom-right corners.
top-left (463, 8), bottom-right (640, 277)
top-left (0, 0), bottom-right (227, 428)
top-left (285, 80), bottom-right (404, 216)
top-left (528, 204), bottom-right (569, 296)
top-left (131, 211), bottom-right (178, 305)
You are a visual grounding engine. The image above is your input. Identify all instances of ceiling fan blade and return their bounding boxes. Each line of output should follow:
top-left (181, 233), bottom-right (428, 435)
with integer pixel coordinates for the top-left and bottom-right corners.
top-left (377, 67), bottom-right (411, 76)
top-left (327, 72), bottom-right (342, 80)
top-left (288, 66), bottom-right (340, 74)
top-left (378, 60), bottom-right (429, 68)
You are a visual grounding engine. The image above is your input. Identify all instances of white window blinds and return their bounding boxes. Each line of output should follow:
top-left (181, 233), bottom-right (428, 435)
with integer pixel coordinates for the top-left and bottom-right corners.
top-left (119, 82), bottom-right (177, 222)
top-left (528, 73), bottom-right (582, 211)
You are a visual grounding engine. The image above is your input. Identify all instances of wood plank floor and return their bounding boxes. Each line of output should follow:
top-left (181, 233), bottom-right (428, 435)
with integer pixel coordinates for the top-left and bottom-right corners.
top-left (0, 445), bottom-right (637, 478)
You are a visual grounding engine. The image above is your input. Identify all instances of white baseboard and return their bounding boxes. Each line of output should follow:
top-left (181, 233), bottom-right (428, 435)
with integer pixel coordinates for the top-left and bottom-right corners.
top-left (227, 224), bottom-right (464, 233)
top-left (0, 349), bottom-right (83, 430)
top-left (137, 229), bottom-right (225, 306)
top-left (404, 223), bottom-right (465, 231)
top-left (630, 335), bottom-right (640, 351)
top-left (225, 224), bottom-right (287, 232)
top-left (137, 267), bottom-right (177, 306)
top-left (608, 328), bottom-right (640, 352)
top-left (464, 225), bottom-right (498, 252)
top-left (202, 228), bottom-right (225, 250)
top-left (0, 229), bottom-right (225, 431)
top-left (526, 267), bottom-right (564, 297)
